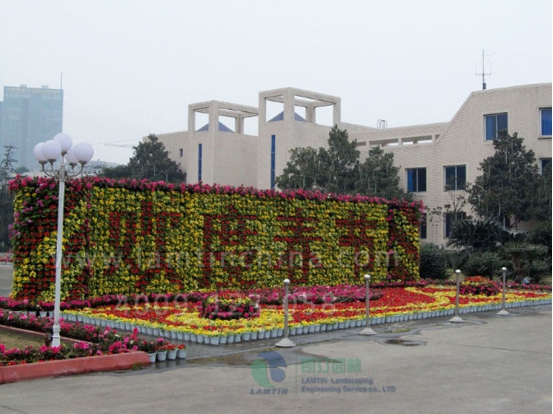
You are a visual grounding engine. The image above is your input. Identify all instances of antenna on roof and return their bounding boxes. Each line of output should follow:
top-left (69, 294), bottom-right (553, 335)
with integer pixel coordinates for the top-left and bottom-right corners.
top-left (476, 49), bottom-right (492, 90)
top-left (60, 73), bottom-right (63, 89)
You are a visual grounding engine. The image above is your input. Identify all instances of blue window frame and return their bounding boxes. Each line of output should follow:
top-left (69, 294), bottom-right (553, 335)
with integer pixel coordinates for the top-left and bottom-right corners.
top-left (420, 213), bottom-right (427, 239)
top-left (198, 143), bottom-right (203, 181)
top-left (270, 135), bottom-right (276, 189)
top-left (540, 158), bottom-right (551, 174)
top-left (541, 108), bottom-right (552, 136)
top-left (406, 168), bottom-right (426, 192)
top-left (444, 165), bottom-right (466, 191)
top-left (485, 113), bottom-right (508, 140)
top-left (445, 212), bottom-right (466, 238)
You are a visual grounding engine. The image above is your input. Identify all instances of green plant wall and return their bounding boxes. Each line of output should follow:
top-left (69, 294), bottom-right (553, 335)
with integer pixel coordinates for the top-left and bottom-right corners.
top-left (10, 177), bottom-right (422, 301)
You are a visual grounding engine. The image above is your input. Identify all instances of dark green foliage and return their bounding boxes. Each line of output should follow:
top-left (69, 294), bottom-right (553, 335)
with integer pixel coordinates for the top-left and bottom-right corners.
top-left (444, 249), bottom-right (469, 270)
top-left (527, 221), bottom-right (552, 257)
top-left (468, 132), bottom-right (545, 228)
top-left (0, 145), bottom-right (17, 251)
top-left (102, 134), bottom-right (186, 183)
top-left (501, 241), bottom-right (549, 282)
top-left (419, 243), bottom-right (448, 279)
top-left (274, 147), bottom-right (320, 190)
top-left (463, 252), bottom-right (506, 278)
top-left (355, 146), bottom-right (413, 200)
top-left (448, 219), bottom-right (511, 252)
top-left (275, 126), bottom-right (409, 199)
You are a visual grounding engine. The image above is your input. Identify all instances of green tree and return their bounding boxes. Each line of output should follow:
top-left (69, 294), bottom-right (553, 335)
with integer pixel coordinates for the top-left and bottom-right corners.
top-left (274, 147), bottom-right (320, 190)
top-left (102, 134), bottom-right (186, 183)
top-left (0, 145), bottom-right (17, 251)
top-left (355, 146), bottom-right (412, 200)
top-left (467, 132), bottom-right (542, 229)
top-left (276, 126), bottom-right (410, 199)
top-left (317, 126), bottom-right (360, 194)
top-left (276, 126), bottom-right (359, 193)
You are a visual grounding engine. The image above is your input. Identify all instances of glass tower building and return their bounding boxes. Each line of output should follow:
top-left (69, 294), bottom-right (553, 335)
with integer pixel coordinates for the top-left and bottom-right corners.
top-left (0, 85), bottom-right (63, 169)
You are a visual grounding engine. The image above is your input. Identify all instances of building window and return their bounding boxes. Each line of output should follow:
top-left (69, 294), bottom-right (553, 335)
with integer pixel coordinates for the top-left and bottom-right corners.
top-left (420, 213), bottom-right (427, 239)
top-left (179, 148), bottom-right (184, 157)
top-left (485, 113), bottom-right (508, 140)
top-left (540, 158), bottom-right (551, 174)
top-left (444, 165), bottom-right (466, 191)
top-left (445, 212), bottom-right (466, 238)
top-left (406, 168), bottom-right (426, 192)
top-left (541, 108), bottom-right (552, 136)
top-left (198, 143), bottom-right (203, 181)
top-left (270, 135), bottom-right (276, 189)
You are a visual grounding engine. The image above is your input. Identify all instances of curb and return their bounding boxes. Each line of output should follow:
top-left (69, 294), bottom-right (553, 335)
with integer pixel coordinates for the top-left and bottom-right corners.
top-left (0, 352), bottom-right (151, 384)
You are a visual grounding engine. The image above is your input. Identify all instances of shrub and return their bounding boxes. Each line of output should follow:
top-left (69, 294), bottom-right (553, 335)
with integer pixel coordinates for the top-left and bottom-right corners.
top-left (444, 249), bottom-right (469, 271)
top-left (419, 243), bottom-right (448, 280)
top-left (463, 252), bottom-right (505, 278)
top-left (502, 241), bottom-right (549, 282)
top-left (448, 219), bottom-right (510, 252)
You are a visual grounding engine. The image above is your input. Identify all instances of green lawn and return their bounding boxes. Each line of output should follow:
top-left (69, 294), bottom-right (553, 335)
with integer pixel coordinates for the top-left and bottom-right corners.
top-left (0, 328), bottom-right (46, 350)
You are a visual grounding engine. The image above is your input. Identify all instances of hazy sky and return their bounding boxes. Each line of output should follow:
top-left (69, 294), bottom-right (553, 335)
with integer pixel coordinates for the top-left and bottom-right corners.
top-left (1, 0), bottom-right (551, 165)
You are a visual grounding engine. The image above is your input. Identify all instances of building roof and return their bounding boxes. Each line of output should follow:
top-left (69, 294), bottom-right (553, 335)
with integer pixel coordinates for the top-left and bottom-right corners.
top-left (268, 112), bottom-right (307, 122)
top-left (196, 121), bottom-right (234, 132)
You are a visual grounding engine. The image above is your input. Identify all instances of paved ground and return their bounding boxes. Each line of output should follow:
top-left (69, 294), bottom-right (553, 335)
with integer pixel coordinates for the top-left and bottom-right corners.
top-left (0, 265), bottom-right (551, 414)
top-left (0, 264), bottom-right (12, 298)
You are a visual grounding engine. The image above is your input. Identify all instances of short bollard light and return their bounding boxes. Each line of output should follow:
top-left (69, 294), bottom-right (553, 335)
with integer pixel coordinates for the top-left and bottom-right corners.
top-left (449, 269), bottom-right (464, 323)
top-left (497, 267), bottom-right (510, 316)
top-left (276, 278), bottom-right (296, 348)
top-left (359, 274), bottom-right (377, 335)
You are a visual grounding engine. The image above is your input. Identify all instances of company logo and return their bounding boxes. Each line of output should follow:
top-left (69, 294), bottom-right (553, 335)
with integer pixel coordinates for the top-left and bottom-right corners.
top-left (250, 351), bottom-right (288, 394)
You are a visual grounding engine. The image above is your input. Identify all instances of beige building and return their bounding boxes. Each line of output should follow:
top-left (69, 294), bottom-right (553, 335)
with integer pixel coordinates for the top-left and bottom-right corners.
top-left (157, 83), bottom-right (552, 246)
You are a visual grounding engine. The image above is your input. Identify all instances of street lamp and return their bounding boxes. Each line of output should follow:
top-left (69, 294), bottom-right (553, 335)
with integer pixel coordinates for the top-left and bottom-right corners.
top-left (276, 279), bottom-right (296, 348)
top-left (497, 267), bottom-right (510, 316)
top-left (34, 133), bottom-right (94, 347)
top-left (359, 274), bottom-right (377, 335)
top-left (449, 269), bottom-right (464, 323)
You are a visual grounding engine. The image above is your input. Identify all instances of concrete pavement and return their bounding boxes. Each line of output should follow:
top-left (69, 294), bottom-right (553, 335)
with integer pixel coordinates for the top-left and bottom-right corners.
top-left (0, 264), bottom-right (551, 413)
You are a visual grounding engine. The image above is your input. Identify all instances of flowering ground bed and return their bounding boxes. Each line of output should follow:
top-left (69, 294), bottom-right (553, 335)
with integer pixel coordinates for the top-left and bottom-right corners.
top-left (60, 285), bottom-right (551, 345)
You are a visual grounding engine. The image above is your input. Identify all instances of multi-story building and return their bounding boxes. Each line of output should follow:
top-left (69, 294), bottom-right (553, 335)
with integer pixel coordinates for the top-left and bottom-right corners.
top-left (0, 85), bottom-right (63, 169)
top-left (156, 83), bottom-right (552, 245)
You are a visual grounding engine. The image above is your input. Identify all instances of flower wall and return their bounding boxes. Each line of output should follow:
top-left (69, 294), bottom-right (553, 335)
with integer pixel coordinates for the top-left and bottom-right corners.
top-left (9, 177), bottom-right (422, 301)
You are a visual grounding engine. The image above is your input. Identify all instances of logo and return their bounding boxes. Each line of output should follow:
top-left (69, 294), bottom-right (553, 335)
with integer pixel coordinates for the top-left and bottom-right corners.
top-left (250, 351), bottom-right (288, 394)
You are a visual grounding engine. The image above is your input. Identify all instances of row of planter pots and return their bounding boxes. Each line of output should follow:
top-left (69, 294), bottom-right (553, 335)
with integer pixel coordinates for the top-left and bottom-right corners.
top-left (56, 299), bottom-right (552, 346)
top-left (147, 348), bottom-right (187, 363)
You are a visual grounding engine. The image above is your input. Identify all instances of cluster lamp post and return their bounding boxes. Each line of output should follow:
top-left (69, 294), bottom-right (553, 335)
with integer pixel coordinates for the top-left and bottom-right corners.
top-left (33, 133), bottom-right (94, 346)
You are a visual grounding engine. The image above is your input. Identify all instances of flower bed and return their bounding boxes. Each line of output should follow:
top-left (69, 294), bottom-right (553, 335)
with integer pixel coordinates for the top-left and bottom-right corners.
top-left (0, 310), bottom-right (183, 366)
top-left (59, 285), bottom-right (551, 344)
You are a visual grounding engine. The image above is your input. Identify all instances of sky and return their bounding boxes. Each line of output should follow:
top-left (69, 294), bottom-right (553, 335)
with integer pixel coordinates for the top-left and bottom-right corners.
top-left (0, 0), bottom-right (551, 165)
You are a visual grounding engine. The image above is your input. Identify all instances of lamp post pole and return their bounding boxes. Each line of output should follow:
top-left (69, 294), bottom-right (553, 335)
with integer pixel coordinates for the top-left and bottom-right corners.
top-left (449, 269), bottom-right (464, 323)
top-left (497, 267), bottom-right (510, 316)
top-left (34, 134), bottom-right (94, 347)
top-left (51, 158), bottom-right (66, 346)
top-left (359, 274), bottom-right (377, 335)
top-left (276, 278), bottom-right (296, 348)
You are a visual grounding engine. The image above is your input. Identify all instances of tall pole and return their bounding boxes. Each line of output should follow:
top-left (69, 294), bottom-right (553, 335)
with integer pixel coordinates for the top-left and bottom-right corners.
top-left (33, 134), bottom-right (94, 348)
top-left (497, 267), bottom-right (510, 316)
top-left (359, 274), bottom-right (377, 335)
top-left (449, 269), bottom-right (464, 323)
top-left (51, 163), bottom-right (66, 347)
top-left (276, 278), bottom-right (296, 348)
